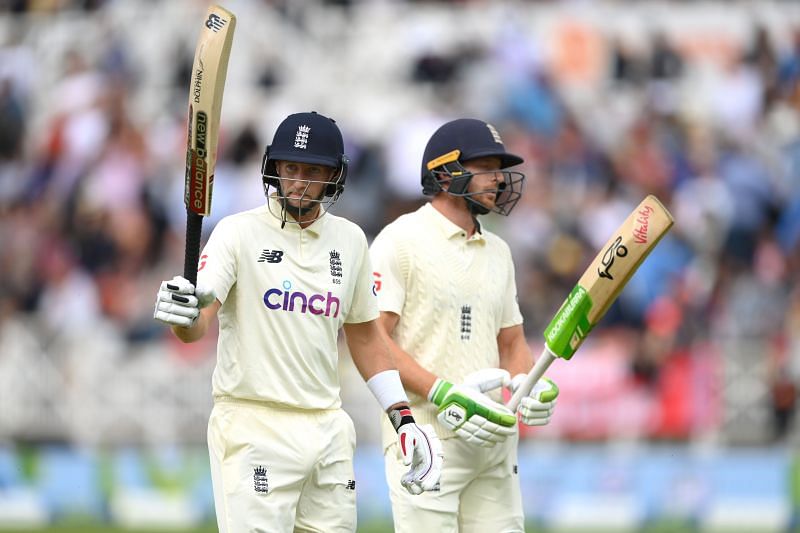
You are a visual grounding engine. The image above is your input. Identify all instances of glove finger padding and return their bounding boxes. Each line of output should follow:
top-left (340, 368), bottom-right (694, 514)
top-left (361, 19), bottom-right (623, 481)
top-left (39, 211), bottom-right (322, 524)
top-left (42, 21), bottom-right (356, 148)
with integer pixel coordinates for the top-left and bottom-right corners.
top-left (514, 377), bottom-right (559, 427)
top-left (518, 397), bottom-right (557, 426)
top-left (160, 276), bottom-right (195, 295)
top-left (157, 288), bottom-right (200, 311)
top-left (398, 423), bottom-right (443, 494)
top-left (449, 412), bottom-right (516, 447)
top-left (153, 275), bottom-right (215, 327)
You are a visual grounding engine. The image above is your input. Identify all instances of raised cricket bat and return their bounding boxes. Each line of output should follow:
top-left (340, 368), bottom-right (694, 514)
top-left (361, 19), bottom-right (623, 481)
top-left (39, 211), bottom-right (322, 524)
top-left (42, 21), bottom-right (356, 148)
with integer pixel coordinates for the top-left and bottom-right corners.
top-left (507, 195), bottom-right (674, 411)
top-left (183, 4), bottom-right (236, 286)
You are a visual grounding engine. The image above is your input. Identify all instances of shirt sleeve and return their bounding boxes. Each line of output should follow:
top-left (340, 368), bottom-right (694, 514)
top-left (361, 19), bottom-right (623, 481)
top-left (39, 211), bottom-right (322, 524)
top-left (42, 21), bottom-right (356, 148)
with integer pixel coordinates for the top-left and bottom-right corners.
top-left (344, 229), bottom-right (380, 324)
top-left (197, 217), bottom-right (238, 305)
top-left (500, 243), bottom-right (524, 328)
top-left (368, 224), bottom-right (406, 315)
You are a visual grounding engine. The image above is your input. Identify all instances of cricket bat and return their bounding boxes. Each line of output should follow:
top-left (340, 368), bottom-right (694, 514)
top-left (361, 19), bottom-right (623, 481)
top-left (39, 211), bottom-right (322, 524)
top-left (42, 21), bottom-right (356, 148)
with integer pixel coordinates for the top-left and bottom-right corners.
top-left (507, 195), bottom-right (674, 411)
top-left (183, 4), bottom-right (236, 286)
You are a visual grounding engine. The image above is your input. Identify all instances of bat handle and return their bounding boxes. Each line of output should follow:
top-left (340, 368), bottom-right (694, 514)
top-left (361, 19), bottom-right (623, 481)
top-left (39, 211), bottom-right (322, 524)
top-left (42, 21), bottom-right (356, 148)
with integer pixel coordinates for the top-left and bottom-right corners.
top-left (184, 210), bottom-right (203, 287)
top-left (507, 346), bottom-right (558, 412)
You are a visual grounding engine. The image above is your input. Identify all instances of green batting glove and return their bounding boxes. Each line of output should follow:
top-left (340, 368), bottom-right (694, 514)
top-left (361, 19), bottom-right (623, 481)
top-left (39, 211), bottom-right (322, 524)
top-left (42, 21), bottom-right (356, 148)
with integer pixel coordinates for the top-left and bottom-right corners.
top-left (428, 369), bottom-right (518, 447)
top-left (510, 375), bottom-right (559, 427)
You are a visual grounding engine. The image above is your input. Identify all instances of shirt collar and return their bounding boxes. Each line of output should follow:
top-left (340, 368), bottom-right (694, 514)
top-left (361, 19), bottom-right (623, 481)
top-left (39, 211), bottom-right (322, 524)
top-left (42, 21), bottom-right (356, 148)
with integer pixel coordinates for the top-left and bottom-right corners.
top-left (421, 203), bottom-right (485, 243)
top-left (264, 196), bottom-right (325, 237)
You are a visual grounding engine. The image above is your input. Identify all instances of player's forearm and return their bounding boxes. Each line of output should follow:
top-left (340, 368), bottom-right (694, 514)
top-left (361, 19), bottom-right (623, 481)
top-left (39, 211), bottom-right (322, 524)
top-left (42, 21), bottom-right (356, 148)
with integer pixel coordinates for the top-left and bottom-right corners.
top-left (360, 336), bottom-right (436, 398)
top-left (171, 322), bottom-right (205, 343)
top-left (498, 324), bottom-right (534, 377)
top-left (170, 307), bottom-right (213, 343)
top-left (344, 320), bottom-right (396, 380)
top-left (389, 344), bottom-right (437, 399)
top-left (349, 339), bottom-right (395, 380)
top-left (375, 312), bottom-right (436, 398)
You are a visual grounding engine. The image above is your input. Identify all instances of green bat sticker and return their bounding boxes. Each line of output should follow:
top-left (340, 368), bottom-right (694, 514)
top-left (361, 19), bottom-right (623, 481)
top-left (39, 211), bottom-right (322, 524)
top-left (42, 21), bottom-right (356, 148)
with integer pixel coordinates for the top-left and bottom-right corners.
top-left (543, 285), bottom-right (593, 360)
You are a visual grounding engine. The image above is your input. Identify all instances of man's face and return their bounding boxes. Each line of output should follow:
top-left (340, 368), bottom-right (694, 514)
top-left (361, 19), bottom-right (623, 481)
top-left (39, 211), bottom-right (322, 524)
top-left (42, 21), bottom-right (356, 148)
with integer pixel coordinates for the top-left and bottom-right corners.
top-left (464, 156), bottom-right (504, 210)
top-left (275, 160), bottom-right (337, 214)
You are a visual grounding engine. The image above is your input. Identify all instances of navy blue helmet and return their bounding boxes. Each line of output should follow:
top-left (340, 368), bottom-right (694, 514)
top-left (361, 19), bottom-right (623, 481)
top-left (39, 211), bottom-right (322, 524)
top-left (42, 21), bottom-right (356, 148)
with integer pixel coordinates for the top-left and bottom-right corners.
top-left (421, 118), bottom-right (525, 216)
top-left (261, 111), bottom-right (349, 198)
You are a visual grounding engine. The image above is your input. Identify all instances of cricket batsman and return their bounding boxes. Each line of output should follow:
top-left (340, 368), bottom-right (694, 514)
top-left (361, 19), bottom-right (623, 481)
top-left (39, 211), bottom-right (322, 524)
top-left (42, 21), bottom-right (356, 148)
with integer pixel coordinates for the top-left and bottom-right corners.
top-left (370, 118), bottom-right (559, 532)
top-left (154, 111), bottom-right (443, 532)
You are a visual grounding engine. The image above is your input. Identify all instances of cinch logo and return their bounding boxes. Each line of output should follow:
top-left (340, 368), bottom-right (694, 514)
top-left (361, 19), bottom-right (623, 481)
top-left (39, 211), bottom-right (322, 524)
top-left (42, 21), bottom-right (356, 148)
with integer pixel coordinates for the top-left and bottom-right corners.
top-left (263, 280), bottom-right (340, 317)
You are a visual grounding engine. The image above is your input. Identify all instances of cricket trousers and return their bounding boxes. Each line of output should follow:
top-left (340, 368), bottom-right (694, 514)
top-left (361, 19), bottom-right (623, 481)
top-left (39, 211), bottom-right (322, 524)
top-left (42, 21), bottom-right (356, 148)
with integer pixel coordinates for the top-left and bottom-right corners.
top-left (385, 430), bottom-right (524, 533)
top-left (208, 398), bottom-right (357, 533)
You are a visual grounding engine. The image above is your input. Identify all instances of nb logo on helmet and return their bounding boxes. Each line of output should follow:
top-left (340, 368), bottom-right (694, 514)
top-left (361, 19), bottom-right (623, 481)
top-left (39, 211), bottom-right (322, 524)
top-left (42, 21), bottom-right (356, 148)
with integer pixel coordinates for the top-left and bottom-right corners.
top-left (294, 125), bottom-right (310, 149)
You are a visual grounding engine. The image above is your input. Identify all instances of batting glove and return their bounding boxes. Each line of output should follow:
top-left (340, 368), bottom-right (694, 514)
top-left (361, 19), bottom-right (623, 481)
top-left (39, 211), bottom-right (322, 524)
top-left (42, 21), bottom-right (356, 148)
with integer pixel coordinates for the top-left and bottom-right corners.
top-left (509, 374), bottom-right (558, 426)
top-left (390, 407), bottom-right (443, 495)
top-left (429, 368), bottom-right (517, 447)
top-left (153, 275), bottom-right (216, 328)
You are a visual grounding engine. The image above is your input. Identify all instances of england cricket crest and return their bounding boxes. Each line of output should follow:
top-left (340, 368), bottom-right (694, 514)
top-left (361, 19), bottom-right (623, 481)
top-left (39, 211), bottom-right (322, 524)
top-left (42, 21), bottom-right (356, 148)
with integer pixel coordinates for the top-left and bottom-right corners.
top-left (330, 250), bottom-right (342, 284)
top-left (254, 465), bottom-right (268, 495)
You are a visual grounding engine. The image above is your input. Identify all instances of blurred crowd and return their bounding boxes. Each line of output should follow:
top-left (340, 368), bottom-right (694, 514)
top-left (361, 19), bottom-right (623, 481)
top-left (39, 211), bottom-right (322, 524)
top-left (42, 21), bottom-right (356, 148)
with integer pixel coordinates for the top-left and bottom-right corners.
top-left (0, 0), bottom-right (799, 446)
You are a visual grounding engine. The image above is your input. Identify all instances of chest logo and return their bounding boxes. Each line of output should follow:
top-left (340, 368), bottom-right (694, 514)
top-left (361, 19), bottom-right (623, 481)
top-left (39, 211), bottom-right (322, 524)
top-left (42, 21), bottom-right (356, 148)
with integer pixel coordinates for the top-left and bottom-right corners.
top-left (258, 249), bottom-right (284, 263)
top-left (460, 305), bottom-right (472, 341)
top-left (330, 250), bottom-right (342, 284)
top-left (263, 279), bottom-right (340, 318)
top-left (254, 465), bottom-right (269, 495)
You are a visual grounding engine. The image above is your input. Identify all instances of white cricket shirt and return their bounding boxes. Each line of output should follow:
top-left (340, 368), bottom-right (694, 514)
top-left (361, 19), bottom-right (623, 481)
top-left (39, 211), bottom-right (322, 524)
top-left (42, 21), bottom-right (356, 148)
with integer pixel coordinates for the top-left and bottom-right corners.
top-left (198, 198), bottom-right (378, 410)
top-left (370, 203), bottom-right (524, 444)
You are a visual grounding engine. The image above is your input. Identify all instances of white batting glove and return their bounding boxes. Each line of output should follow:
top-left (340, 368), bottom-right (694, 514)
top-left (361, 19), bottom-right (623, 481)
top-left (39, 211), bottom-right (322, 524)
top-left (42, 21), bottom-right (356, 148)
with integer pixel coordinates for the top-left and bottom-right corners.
top-left (429, 368), bottom-right (517, 447)
top-left (390, 407), bottom-right (443, 495)
top-left (153, 275), bottom-right (216, 328)
top-left (509, 374), bottom-right (559, 426)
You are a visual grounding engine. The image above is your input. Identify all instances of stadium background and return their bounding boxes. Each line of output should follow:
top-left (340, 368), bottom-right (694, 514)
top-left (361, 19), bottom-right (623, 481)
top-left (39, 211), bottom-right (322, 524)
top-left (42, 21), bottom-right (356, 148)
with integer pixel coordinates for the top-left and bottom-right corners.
top-left (1, 0), bottom-right (799, 531)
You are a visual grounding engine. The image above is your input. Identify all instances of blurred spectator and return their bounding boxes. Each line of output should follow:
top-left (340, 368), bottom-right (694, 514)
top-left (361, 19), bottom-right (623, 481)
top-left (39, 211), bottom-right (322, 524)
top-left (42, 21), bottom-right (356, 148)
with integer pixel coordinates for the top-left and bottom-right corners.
top-left (0, 0), bottom-right (797, 449)
top-left (0, 79), bottom-right (25, 161)
top-left (651, 32), bottom-right (684, 81)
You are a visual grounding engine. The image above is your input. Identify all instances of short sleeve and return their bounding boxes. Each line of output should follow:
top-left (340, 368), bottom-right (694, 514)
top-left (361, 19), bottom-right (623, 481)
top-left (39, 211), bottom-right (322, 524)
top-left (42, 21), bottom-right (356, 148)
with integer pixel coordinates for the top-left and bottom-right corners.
top-left (369, 225), bottom-right (407, 315)
top-left (344, 230), bottom-right (380, 324)
top-left (197, 217), bottom-right (238, 304)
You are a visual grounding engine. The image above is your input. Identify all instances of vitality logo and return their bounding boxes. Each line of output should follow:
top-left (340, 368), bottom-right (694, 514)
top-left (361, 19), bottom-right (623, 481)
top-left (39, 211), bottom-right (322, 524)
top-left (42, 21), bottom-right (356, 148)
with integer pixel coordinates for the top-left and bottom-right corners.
top-left (263, 280), bottom-right (340, 317)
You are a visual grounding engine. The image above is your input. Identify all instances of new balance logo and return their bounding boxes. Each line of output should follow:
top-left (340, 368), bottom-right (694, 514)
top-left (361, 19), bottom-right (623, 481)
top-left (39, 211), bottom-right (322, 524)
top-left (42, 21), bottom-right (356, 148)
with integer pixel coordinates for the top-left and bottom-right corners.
top-left (258, 249), bottom-right (284, 263)
top-left (254, 465), bottom-right (268, 494)
top-left (205, 13), bottom-right (227, 32)
top-left (345, 480), bottom-right (355, 490)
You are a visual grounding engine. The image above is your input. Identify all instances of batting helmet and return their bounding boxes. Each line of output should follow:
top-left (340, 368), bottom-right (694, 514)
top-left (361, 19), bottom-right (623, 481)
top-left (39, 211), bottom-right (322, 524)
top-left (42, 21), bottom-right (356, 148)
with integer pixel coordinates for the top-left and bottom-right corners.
top-left (261, 111), bottom-right (349, 198)
top-left (421, 118), bottom-right (525, 215)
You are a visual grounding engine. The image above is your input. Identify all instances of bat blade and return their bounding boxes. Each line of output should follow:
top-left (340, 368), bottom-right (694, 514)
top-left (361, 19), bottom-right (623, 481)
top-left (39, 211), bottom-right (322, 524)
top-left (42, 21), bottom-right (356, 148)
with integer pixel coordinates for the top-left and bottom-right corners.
top-left (183, 4), bottom-right (236, 285)
top-left (508, 195), bottom-right (674, 411)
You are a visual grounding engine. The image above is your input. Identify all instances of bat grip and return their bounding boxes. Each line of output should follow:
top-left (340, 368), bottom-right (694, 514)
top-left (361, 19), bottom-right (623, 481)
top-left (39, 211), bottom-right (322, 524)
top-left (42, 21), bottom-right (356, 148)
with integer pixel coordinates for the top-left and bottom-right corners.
top-left (507, 346), bottom-right (557, 412)
top-left (184, 210), bottom-right (203, 287)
